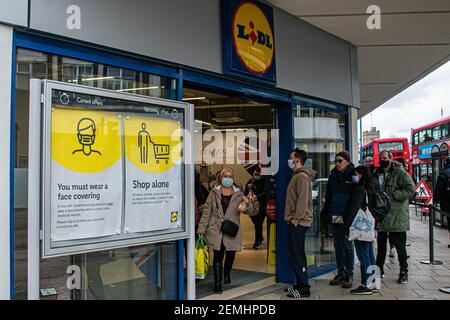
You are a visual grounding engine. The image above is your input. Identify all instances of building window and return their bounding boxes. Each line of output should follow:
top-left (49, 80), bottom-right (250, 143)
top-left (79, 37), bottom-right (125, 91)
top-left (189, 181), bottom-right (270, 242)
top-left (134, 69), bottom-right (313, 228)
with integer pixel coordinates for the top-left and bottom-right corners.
top-left (14, 48), bottom-right (178, 300)
top-left (293, 104), bottom-right (348, 276)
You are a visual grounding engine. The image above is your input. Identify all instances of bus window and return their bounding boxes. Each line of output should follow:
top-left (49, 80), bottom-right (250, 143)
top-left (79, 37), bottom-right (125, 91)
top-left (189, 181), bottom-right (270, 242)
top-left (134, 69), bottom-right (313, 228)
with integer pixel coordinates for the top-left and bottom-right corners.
top-left (379, 141), bottom-right (404, 151)
top-left (419, 130), bottom-right (425, 143)
top-left (442, 123), bottom-right (449, 139)
top-left (424, 129), bottom-right (433, 142)
top-left (413, 132), bottom-right (419, 146)
top-left (432, 126), bottom-right (440, 140)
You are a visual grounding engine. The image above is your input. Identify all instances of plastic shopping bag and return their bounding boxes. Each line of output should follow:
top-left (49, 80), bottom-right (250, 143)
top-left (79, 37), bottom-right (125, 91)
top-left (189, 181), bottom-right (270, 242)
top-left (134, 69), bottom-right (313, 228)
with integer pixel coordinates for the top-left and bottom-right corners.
top-left (348, 207), bottom-right (376, 242)
top-left (195, 236), bottom-right (210, 279)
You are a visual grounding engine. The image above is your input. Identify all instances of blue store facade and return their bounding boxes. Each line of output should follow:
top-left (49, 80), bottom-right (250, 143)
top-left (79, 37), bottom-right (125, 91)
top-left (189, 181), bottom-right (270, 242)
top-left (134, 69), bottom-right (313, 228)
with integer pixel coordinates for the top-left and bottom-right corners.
top-left (0, 0), bottom-right (360, 300)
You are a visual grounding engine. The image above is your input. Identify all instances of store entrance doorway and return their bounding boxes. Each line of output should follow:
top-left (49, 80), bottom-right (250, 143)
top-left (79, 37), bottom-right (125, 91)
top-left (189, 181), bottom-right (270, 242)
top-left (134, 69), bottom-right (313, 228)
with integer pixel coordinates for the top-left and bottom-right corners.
top-left (184, 84), bottom-right (277, 298)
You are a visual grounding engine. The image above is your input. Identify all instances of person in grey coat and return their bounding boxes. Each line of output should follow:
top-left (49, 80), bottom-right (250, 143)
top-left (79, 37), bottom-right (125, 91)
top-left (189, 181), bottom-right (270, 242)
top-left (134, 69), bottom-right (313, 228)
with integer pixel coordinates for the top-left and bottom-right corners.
top-left (197, 167), bottom-right (257, 294)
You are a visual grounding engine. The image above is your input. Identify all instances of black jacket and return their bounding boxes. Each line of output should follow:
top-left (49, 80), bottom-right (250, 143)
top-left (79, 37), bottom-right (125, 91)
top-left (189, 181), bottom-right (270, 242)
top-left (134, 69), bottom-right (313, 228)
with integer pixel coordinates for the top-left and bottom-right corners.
top-left (344, 184), bottom-right (375, 233)
top-left (321, 163), bottom-right (355, 222)
top-left (435, 164), bottom-right (450, 212)
top-left (245, 176), bottom-right (267, 215)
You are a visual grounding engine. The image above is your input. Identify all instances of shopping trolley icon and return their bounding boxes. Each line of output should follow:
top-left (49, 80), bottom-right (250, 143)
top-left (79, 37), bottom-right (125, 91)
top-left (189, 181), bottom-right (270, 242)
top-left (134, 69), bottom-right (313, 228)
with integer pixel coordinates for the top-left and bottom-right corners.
top-left (153, 143), bottom-right (170, 164)
top-left (138, 122), bottom-right (170, 164)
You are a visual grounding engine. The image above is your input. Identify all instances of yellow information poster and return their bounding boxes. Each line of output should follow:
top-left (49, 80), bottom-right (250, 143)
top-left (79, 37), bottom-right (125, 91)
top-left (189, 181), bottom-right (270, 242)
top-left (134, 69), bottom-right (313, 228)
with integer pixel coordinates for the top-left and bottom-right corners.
top-left (123, 114), bottom-right (183, 233)
top-left (51, 107), bottom-right (123, 241)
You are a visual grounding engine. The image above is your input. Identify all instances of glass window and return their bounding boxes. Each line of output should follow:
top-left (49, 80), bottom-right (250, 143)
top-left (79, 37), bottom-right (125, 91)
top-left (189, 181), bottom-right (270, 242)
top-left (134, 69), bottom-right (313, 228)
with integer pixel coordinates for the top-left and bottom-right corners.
top-left (294, 104), bottom-right (348, 276)
top-left (426, 129), bottom-right (432, 141)
top-left (413, 133), bottom-right (419, 146)
top-left (378, 141), bottom-right (404, 151)
top-left (432, 126), bottom-right (440, 140)
top-left (14, 48), bottom-right (178, 300)
top-left (442, 123), bottom-right (449, 139)
top-left (419, 130), bottom-right (425, 143)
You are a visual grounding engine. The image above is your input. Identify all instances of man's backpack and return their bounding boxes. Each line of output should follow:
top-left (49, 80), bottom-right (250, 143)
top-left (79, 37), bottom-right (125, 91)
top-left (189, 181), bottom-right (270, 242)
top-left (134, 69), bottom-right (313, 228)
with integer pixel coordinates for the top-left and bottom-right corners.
top-left (371, 190), bottom-right (391, 223)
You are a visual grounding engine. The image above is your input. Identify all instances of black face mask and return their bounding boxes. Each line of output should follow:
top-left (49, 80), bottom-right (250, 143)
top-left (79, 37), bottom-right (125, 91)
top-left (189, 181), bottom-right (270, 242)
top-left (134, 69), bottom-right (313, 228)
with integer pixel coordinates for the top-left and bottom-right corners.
top-left (379, 160), bottom-right (390, 169)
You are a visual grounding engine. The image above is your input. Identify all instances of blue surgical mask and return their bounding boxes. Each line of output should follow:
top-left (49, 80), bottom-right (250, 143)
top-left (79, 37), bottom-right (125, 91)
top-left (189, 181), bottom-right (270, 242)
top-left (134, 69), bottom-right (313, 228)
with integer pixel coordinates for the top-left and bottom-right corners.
top-left (222, 177), bottom-right (234, 187)
top-left (352, 175), bottom-right (360, 184)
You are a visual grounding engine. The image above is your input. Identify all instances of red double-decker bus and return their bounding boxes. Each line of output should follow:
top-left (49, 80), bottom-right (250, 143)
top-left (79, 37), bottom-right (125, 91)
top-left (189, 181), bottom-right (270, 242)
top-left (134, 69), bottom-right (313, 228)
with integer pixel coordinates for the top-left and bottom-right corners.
top-left (411, 115), bottom-right (450, 185)
top-left (362, 138), bottom-right (412, 176)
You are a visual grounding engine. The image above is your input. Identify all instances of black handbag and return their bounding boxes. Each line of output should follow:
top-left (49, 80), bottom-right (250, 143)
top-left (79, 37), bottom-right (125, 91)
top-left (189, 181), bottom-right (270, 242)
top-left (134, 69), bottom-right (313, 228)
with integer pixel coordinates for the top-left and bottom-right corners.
top-left (371, 190), bottom-right (391, 223)
top-left (221, 220), bottom-right (239, 237)
top-left (214, 194), bottom-right (239, 237)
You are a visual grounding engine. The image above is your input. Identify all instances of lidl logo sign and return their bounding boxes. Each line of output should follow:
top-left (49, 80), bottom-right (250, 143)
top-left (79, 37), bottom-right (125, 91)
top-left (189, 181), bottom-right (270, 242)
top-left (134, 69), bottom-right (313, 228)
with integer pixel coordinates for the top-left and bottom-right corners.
top-left (222, 0), bottom-right (276, 84)
top-left (233, 2), bottom-right (274, 74)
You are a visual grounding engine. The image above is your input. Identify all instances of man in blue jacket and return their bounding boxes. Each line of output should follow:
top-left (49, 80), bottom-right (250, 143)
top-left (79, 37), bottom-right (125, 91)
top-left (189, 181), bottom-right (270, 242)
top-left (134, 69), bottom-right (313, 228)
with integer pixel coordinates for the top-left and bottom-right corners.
top-left (321, 151), bottom-right (355, 288)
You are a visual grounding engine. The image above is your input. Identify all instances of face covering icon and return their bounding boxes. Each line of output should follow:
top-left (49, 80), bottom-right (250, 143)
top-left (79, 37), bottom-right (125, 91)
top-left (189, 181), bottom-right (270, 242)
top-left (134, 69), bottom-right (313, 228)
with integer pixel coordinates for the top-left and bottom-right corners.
top-left (72, 118), bottom-right (102, 156)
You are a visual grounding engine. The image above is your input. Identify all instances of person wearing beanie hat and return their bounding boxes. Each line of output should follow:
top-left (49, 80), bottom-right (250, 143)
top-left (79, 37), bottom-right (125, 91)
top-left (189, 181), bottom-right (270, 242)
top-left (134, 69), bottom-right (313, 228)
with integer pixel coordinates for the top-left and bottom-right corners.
top-left (321, 150), bottom-right (355, 288)
top-left (336, 151), bottom-right (351, 163)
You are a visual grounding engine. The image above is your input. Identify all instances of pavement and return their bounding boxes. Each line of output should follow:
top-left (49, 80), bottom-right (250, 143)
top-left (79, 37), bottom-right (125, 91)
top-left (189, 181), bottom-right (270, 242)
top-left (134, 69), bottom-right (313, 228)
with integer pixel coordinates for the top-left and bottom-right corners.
top-left (234, 207), bottom-right (450, 300)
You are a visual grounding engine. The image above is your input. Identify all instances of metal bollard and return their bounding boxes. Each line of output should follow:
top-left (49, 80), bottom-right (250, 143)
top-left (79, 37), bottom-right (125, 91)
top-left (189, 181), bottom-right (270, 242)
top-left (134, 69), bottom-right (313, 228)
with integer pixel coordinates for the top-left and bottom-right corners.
top-left (420, 205), bottom-right (443, 265)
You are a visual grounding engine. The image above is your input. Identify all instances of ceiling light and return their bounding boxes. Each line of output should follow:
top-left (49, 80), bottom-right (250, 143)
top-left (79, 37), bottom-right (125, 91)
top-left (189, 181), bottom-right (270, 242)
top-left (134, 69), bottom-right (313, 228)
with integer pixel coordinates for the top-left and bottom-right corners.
top-left (182, 97), bottom-right (206, 101)
top-left (195, 119), bottom-right (213, 127)
top-left (116, 86), bottom-right (160, 92)
top-left (81, 76), bottom-right (115, 81)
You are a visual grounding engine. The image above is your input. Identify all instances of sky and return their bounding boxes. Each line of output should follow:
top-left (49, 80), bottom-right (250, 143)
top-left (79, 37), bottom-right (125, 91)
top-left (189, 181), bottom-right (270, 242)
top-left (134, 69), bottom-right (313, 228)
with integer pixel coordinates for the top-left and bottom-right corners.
top-left (359, 60), bottom-right (450, 144)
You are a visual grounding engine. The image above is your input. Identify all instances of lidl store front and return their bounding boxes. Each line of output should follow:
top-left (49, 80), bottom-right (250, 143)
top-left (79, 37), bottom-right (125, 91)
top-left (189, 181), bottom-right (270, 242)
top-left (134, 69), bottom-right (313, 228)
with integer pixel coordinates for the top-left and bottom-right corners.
top-left (0, 0), bottom-right (360, 300)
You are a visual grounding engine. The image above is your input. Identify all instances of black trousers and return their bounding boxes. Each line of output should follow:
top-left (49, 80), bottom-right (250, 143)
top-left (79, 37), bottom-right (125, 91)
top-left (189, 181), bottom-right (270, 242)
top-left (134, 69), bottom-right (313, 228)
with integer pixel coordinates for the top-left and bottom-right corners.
top-left (251, 209), bottom-right (266, 244)
top-left (213, 243), bottom-right (236, 272)
top-left (376, 231), bottom-right (408, 273)
top-left (287, 224), bottom-right (309, 288)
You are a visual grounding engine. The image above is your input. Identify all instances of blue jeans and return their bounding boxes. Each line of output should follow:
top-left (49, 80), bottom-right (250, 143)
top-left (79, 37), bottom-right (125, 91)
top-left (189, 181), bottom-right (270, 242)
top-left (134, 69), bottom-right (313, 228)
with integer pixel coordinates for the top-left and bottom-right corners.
top-left (287, 224), bottom-right (309, 288)
top-left (354, 240), bottom-right (376, 286)
top-left (331, 224), bottom-right (354, 277)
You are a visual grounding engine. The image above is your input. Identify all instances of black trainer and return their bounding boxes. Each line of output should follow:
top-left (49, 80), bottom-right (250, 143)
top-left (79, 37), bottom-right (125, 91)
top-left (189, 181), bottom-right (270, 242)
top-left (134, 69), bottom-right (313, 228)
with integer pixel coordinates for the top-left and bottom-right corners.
top-left (286, 286), bottom-right (310, 298)
top-left (286, 289), bottom-right (301, 298)
top-left (299, 286), bottom-right (311, 298)
top-left (397, 272), bottom-right (408, 284)
top-left (350, 286), bottom-right (373, 295)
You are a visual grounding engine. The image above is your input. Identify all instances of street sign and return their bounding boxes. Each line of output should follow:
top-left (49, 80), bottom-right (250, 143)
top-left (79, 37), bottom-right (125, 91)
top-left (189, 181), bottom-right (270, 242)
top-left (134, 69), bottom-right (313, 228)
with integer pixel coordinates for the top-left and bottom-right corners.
top-left (415, 180), bottom-right (433, 204)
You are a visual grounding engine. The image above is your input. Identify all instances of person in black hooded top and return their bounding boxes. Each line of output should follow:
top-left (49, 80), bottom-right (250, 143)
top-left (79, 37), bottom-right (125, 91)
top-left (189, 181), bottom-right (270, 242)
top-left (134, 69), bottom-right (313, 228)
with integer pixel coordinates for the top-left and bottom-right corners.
top-left (344, 166), bottom-right (377, 295)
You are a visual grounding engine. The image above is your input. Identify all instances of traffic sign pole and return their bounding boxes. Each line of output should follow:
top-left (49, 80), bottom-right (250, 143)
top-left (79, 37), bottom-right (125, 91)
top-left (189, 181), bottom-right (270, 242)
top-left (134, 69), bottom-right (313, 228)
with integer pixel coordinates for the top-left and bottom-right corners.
top-left (420, 205), bottom-right (443, 265)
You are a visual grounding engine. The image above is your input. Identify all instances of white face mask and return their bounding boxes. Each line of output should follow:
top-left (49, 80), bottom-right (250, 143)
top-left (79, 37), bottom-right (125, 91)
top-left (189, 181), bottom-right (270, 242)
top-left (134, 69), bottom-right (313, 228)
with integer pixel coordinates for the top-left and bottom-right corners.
top-left (288, 159), bottom-right (295, 170)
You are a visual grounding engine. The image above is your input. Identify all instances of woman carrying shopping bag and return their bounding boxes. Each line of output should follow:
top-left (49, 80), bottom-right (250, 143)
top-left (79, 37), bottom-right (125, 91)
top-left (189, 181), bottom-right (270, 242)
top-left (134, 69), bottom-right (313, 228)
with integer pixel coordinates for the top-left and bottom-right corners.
top-left (195, 235), bottom-right (210, 280)
top-left (197, 167), bottom-right (257, 294)
top-left (344, 165), bottom-right (378, 295)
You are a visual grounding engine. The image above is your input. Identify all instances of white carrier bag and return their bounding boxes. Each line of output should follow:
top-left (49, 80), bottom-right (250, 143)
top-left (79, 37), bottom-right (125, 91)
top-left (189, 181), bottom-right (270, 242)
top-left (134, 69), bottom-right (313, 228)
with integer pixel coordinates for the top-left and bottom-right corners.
top-left (348, 192), bottom-right (376, 242)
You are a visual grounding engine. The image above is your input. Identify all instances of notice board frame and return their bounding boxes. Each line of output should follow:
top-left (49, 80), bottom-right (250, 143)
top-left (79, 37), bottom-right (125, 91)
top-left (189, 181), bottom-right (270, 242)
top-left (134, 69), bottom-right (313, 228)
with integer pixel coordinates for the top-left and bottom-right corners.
top-left (30, 79), bottom-right (194, 259)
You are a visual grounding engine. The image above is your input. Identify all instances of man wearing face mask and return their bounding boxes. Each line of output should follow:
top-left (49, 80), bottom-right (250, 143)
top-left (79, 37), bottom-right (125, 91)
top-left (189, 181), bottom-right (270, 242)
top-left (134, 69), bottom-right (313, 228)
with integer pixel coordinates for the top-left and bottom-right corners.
top-left (245, 166), bottom-right (267, 250)
top-left (374, 150), bottom-right (415, 284)
top-left (284, 148), bottom-right (317, 298)
top-left (321, 150), bottom-right (355, 288)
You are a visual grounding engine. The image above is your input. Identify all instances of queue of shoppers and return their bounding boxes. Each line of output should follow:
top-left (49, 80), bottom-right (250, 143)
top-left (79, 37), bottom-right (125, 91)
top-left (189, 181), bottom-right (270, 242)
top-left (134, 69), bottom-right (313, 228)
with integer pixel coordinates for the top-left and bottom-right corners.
top-left (196, 147), bottom-right (415, 297)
